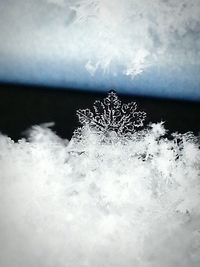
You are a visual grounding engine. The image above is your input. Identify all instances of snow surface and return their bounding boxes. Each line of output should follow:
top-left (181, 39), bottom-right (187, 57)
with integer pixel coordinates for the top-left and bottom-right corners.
top-left (0, 121), bottom-right (200, 267)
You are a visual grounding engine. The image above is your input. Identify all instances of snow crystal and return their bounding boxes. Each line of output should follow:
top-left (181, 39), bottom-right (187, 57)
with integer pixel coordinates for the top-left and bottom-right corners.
top-left (77, 90), bottom-right (146, 136)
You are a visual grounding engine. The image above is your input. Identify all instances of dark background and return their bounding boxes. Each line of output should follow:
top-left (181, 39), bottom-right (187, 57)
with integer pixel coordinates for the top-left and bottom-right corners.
top-left (0, 83), bottom-right (200, 141)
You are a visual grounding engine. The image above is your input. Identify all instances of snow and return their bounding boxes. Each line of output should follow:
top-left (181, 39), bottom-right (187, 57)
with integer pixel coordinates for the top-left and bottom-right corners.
top-left (0, 93), bottom-right (200, 267)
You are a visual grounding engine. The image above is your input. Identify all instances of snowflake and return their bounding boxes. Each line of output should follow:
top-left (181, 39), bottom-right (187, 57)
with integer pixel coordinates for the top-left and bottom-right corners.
top-left (77, 90), bottom-right (146, 135)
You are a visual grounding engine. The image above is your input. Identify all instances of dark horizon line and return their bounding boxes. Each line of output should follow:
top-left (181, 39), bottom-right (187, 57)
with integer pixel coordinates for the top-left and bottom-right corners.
top-left (1, 81), bottom-right (200, 104)
top-left (0, 82), bottom-right (200, 142)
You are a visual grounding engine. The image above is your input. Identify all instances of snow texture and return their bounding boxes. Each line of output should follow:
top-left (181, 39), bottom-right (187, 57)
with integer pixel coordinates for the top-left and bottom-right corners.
top-left (0, 0), bottom-right (200, 79)
top-left (0, 93), bottom-right (200, 267)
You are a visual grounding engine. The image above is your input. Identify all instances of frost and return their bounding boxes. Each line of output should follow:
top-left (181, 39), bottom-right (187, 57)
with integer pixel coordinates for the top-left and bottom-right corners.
top-left (85, 60), bottom-right (99, 76)
top-left (123, 49), bottom-right (151, 78)
top-left (67, 0), bottom-right (200, 78)
top-left (0, 92), bottom-right (200, 267)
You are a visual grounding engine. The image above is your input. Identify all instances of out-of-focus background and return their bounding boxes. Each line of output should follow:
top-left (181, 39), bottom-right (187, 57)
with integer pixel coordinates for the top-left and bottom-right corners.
top-left (0, 0), bottom-right (200, 139)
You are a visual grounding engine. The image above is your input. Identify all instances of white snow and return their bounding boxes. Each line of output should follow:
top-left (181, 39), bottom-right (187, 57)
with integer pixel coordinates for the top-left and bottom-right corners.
top-left (0, 120), bottom-right (199, 267)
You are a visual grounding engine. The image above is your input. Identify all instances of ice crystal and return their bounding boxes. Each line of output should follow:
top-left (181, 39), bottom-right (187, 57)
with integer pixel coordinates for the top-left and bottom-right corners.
top-left (77, 90), bottom-right (146, 136)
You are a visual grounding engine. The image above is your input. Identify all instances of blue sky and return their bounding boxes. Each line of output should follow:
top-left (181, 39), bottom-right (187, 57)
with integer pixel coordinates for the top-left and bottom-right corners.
top-left (0, 0), bottom-right (200, 101)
